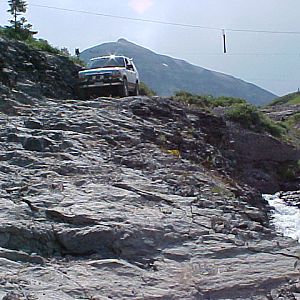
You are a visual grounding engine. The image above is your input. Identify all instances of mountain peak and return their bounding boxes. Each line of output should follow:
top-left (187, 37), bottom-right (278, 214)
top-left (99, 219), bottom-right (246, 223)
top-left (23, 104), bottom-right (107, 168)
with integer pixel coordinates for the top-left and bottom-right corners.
top-left (117, 38), bottom-right (130, 44)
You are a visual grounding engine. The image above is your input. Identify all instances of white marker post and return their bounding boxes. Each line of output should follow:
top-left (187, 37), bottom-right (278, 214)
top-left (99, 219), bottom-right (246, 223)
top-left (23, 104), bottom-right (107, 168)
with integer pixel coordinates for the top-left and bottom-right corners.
top-left (222, 29), bottom-right (227, 53)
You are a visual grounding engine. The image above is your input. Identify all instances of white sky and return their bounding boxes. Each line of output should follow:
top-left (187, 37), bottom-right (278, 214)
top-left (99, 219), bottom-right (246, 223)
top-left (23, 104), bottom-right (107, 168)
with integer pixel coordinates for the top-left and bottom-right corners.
top-left (1, 0), bottom-right (300, 96)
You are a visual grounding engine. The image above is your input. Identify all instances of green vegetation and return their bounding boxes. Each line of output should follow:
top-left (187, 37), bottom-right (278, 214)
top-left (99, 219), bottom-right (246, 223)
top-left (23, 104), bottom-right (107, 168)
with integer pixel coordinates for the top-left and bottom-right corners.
top-left (282, 112), bottom-right (300, 128)
top-left (213, 96), bottom-right (246, 107)
top-left (172, 91), bottom-right (213, 108)
top-left (0, 27), bottom-right (62, 54)
top-left (173, 91), bottom-right (287, 138)
top-left (225, 103), bottom-right (287, 137)
top-left (25, 37), bottom-right (62, 54)
top-left (172, 91), bottom-right (247, 109)
top-left (269, 91), bottom-right (300, 106)
top-left (278, 160), bottom-right (300, 181)
top-left (6, 0), bottom-right (35, 40)
top-left (278, 112), bottom-right (300, 146)
top-left (139, 82), bottom-right (156, 96)
top-left (0, 26), bottom-right (85, 66)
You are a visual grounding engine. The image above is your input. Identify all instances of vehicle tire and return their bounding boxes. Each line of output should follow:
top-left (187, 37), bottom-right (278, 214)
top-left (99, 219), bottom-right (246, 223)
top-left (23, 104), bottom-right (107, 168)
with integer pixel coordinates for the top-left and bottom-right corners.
top-left (133, 82), bottom-right (139, 96)
top-left (119, 78), bottom-right (129, 97)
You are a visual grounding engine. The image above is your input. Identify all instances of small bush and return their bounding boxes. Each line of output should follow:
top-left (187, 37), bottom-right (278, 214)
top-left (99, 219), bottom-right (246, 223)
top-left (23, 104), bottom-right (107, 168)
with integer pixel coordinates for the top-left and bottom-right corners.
top-left (173, 91), bottom-right (246, 109)
top-left (282, 112), bottom-right (300, 128)
top-left (225, 103), bottom-right (286, 137)
top-left (212, 96), bottom-right (246, 107)
top-left (172, 91), bottom-right (213, 108)
top-left (139, 82), bottom-right (156, 96)
top-left (0, 27), bottom-right (86, 66)
top-left (0, 26), bottom-right (32, 41)
top-left (25, 37), bottom-right (61, 54)
top-left (69, 55), bottom-right (86, 67)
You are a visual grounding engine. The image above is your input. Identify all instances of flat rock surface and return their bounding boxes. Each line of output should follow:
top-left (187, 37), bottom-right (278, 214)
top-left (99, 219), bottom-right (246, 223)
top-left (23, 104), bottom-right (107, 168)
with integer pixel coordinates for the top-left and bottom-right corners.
top-left (0, 97), bottom-right (300, 299)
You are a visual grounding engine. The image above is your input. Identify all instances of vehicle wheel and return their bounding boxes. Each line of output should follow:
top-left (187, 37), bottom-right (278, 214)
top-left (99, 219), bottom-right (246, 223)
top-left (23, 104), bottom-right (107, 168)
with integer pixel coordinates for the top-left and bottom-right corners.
top-left (119, 78), bottom-right (129, 97)
top-left (133, 82), bottom-right (139, 96)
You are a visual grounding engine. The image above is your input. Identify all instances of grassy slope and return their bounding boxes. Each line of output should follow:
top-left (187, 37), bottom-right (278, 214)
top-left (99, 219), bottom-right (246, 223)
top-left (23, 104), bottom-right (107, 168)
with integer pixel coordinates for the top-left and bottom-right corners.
top-left (288, 95), bottom-right (300, 105)
top-left (265, 91), bottom-right (300, 146)
top-left (269, 91), bottom-right (300, 106)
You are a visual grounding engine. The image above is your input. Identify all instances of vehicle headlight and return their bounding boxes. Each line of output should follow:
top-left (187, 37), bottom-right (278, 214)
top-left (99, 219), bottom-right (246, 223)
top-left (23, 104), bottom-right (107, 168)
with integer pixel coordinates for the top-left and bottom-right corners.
top-left (78, 73), bottom-right (87, 81)
top-left (111, 70), bottom-right (122, 78)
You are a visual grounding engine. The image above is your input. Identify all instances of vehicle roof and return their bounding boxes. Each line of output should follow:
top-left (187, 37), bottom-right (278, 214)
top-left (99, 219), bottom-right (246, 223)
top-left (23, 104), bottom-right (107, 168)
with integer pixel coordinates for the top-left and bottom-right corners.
top-left (90, 55), bottom-right (132, 61)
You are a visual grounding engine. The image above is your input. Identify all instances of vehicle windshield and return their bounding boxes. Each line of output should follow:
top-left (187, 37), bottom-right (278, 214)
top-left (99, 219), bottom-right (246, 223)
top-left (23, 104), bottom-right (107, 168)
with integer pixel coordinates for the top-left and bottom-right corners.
top-left (88, 57), bottom-right (125, 69)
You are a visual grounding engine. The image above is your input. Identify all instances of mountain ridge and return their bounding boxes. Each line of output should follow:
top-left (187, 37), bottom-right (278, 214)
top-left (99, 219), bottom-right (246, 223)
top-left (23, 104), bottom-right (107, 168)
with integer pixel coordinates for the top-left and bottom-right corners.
top-left (80, 38), bottom-right (277, 105)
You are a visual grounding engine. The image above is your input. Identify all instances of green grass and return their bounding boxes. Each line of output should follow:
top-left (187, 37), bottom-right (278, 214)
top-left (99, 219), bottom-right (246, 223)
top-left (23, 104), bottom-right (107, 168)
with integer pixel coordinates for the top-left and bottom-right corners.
top-left (225, 103), bottom-right (287, 137)
top-left (269, 91), bottom-right (300, 106)
top-left (283, 112), bottom-right (300, 127)
top-left (172, 91), bottom-right (247, 109)
top-left (172, 91), bottom-right (213, 108)
top-left (139, 82), bottom-right (156, 96)
top-left (25, 37), bottom-right (62, 54)
top-left (287, 95), bottom-right (300, 105)
top-left (173, 91), bottom-right (286, 138)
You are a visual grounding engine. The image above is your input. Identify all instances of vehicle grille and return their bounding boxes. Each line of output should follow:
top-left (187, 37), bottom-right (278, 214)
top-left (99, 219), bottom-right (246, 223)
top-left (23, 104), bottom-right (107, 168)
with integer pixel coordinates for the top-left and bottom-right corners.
top-left (86, 73), bottom-right (112, 83)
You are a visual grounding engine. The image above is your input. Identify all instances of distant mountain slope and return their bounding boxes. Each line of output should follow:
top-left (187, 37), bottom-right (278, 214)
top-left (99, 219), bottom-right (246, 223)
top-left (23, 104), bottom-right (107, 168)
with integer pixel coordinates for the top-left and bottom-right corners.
top-left (268, 91), bottom-right (300, 106)
top-left (80, 38), bottom-right (277, 105)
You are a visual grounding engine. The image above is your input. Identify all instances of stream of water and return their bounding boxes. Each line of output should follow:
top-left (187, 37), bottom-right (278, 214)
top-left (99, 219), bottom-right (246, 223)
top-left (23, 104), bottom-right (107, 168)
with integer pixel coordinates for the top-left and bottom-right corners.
top-left (263, 193), bottom-right (300, 242)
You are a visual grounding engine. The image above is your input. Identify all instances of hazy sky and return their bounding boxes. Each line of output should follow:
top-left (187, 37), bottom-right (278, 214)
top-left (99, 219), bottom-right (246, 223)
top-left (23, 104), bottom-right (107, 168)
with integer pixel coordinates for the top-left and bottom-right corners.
top-left (1, 0), bottom-right (300, 96)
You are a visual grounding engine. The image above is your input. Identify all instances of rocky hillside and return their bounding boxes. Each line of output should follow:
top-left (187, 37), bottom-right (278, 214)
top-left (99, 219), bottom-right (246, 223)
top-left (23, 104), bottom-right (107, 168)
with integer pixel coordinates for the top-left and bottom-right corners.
top-left (0, 36), bottom-right (80, 110)
top-left (262, 92), bottom-right (300, 147)
top-left (80, 38), bottom-right (277, 105)
top-left (1, 38), bottom-right (300, 299)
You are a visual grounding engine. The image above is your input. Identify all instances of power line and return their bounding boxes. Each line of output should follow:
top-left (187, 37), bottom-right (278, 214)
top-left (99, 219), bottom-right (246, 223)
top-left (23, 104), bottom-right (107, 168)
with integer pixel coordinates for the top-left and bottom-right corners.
top-left (165, 52), bottom-right (300, 56)
top-left (30, 4), bottom-right (300, 36)
top-left (30, 4), bottom-right (219, 31)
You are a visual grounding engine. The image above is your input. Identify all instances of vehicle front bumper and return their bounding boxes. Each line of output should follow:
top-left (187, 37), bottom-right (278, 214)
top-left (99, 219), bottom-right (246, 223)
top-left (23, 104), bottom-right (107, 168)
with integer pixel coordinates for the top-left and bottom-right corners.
top-left (79, 81), bottom-right (123, 89)
top-left (78, 76), bottom-right (124, 89)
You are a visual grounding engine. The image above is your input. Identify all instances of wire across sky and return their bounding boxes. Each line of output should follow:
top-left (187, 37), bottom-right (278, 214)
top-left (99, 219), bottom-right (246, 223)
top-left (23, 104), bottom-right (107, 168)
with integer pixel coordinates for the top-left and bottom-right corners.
top-left (30, 3), bottom-right (300, 36)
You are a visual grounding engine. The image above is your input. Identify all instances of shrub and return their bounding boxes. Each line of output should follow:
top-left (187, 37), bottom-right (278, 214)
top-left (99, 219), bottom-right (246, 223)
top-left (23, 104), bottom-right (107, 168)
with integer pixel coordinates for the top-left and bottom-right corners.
top-left (139, 82), bottom-right (156, 96)
top-left (282, 112), bottom-right (300, 128)
top-left (225, 103), bottom-right (286, 137)
top-left (68, 55), bottom-right (86, 67)
top-left (212, 96), bottom-right (246, 107)
top-left (173, 91), bottom-right (246, 109)
top-left (0, 28), bottom-right (86, 66)
top-left (172, 91), bottom-right (213, 108)
top-left (25, 37), bottom-right (61, 54)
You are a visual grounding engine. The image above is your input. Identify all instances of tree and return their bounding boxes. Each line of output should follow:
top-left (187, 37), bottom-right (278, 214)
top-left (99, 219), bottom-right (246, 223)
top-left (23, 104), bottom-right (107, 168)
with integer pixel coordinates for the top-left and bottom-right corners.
top-left (7, 0), bottom-right (35, 39)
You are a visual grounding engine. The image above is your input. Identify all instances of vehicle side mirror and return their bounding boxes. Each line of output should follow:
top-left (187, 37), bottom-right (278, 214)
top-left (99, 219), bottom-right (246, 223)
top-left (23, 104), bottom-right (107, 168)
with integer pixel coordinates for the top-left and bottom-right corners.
top-left (127, 64), bottom-right (134, 70)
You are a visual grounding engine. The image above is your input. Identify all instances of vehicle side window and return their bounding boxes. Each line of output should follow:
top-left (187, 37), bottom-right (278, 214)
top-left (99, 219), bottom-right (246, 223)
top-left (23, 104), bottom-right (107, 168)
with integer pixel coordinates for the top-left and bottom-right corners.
top-left (125, 58), bottom-right (134, 71)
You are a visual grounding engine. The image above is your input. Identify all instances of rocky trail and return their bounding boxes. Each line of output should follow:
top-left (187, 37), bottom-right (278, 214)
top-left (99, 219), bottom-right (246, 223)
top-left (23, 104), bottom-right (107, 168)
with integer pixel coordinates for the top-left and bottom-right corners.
top-left (0, 96), bottom-right (299, 300)
top-left (1, 37), bottom-right (300, 299)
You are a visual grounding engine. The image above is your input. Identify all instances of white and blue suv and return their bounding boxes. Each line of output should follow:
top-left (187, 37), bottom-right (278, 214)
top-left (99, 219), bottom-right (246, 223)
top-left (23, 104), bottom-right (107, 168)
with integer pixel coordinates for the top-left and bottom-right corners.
top-left (78, 55), bottom-right (139, 98)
